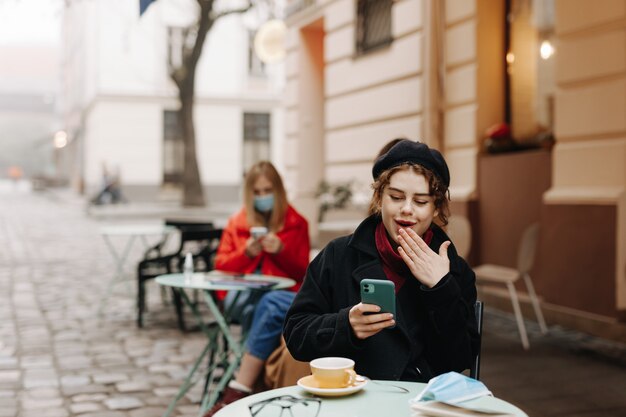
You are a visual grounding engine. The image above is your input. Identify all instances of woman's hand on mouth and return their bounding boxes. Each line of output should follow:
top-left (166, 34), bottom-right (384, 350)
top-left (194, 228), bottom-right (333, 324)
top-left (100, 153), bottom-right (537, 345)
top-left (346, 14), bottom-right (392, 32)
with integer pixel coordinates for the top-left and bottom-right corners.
top-left (396, 227), bottom-right (450, 288)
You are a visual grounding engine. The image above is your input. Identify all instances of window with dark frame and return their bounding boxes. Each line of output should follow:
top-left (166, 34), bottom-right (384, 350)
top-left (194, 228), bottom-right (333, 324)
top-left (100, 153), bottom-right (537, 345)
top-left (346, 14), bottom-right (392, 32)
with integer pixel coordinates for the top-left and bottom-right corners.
top-left (356, 0), bottom-right (393, 55)
top-left (163, 110), bottom-right (184, 185)
top-left (243, 112), bottom-right (271, 172)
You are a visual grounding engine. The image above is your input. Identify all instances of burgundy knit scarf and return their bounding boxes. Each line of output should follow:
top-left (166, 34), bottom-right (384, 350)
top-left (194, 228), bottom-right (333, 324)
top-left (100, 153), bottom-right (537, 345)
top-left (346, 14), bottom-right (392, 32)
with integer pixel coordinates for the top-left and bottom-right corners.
top-left (374, 221), bottom-right (433, 293)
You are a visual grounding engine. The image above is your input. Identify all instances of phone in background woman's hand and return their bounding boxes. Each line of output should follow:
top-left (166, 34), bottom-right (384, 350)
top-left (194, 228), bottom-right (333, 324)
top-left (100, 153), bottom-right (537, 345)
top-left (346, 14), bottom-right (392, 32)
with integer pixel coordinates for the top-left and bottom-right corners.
top-left (250, 226), bottom-right (268, 240)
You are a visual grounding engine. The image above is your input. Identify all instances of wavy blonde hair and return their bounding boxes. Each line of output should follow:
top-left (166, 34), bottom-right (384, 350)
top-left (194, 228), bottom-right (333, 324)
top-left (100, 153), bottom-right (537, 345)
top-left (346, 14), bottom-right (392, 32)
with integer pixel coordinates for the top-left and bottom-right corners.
top-left (244, 161), bottom-right (288, 232)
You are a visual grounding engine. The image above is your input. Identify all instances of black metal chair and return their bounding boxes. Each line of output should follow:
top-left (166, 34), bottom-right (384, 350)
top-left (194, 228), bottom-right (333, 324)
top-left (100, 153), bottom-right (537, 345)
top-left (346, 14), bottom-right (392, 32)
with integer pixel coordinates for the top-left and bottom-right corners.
top-left (470, 300), bottom-right (484, 380)
top-left (136, 220), bottom-right (222, 329)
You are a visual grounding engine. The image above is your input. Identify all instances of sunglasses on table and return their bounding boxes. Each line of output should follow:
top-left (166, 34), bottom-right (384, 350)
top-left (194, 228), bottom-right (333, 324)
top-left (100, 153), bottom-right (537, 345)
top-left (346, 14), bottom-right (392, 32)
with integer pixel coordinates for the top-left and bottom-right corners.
top-left (248, 395), bottom-right (321, 417)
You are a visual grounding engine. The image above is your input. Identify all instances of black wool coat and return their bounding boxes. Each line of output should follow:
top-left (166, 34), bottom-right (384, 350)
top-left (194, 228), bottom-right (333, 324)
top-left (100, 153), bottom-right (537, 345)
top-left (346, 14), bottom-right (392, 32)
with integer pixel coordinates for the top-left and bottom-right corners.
top-left (283, 215), bottom-right (479, 382)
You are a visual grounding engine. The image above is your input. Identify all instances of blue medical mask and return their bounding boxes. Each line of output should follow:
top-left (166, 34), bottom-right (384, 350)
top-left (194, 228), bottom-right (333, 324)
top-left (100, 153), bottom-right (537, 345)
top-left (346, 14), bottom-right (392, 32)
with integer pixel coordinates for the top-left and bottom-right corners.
top-left (412, 372), bottom-right (492, 405)
top-left (254, 194), bottom-right (274, 213)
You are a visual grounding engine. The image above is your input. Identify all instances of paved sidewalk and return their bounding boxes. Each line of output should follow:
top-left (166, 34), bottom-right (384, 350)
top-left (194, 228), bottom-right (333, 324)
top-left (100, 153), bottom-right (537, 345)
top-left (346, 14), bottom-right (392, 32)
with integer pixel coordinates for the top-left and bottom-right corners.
top-left (1, 185), bottom-right (210, 417)
top-left (1, 184), bottom-right (625, 417)
top-left (481, 311), bottom-right (626, 417)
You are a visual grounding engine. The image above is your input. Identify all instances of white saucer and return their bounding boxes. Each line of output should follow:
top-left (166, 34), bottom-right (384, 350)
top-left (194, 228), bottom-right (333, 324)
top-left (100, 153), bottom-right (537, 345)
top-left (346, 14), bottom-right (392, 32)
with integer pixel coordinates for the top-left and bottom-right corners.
top-left (297, 375), bottom-right (368, 397)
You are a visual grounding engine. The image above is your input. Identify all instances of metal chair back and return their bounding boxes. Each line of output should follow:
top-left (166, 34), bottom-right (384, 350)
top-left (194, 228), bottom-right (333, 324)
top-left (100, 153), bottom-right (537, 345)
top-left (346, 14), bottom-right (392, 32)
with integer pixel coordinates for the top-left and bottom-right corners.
top-left (470, 300), bottom-right (484, 380)
top-left (136, 221), bottom-right (222, 329)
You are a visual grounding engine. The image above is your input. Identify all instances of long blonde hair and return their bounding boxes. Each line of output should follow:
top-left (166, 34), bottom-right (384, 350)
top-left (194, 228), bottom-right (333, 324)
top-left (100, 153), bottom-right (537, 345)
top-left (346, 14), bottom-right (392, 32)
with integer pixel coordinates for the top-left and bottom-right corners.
top-left (244, 161), bottom-right (288, 232)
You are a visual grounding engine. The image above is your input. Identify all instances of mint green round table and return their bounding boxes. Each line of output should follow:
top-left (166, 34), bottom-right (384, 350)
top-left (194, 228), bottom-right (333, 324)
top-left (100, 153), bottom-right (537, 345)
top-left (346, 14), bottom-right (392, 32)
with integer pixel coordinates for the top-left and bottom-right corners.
top-left (214, 379), bottom-right (528, 417)
top-left (156, 271), bottom-right (296, 417)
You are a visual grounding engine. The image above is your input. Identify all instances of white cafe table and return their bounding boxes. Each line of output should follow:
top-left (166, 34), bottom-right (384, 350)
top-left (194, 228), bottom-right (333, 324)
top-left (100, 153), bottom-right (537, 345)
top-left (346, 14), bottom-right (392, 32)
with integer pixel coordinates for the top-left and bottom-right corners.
top-left (156, 271), bottom-right (296, 417)
top-left (98, 223), bottom-right (175, 315)
top-left (214, 380), bottom-right (529, 417)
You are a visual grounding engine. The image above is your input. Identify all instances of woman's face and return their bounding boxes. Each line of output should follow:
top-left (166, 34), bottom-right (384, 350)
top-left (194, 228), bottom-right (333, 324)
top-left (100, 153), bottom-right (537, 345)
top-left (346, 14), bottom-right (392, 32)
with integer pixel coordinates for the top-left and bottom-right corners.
top-left (379, 169), bottom-right (438, 245)
top-left (252, 175), bottom-right (273, 196)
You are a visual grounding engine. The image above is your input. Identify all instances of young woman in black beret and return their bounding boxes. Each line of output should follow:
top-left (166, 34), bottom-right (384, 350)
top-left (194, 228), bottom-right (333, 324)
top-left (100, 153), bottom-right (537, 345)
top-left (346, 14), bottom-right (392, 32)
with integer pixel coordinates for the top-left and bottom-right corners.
top-left (283, 139), bottom-right (479, 382)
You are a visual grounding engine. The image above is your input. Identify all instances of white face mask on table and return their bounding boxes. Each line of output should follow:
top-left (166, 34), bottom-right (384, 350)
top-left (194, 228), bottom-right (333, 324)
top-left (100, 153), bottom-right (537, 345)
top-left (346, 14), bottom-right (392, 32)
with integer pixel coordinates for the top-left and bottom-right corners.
top-left (412, 371), bottom-right (492, 405)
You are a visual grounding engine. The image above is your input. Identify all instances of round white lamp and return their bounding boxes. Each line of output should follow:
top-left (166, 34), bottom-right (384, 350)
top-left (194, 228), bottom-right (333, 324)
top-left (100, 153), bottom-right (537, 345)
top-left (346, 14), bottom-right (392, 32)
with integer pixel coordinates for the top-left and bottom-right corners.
top-left (254, 19), bottom-right (287, 64)
top-left (54, 131), bottom-right (68, 149)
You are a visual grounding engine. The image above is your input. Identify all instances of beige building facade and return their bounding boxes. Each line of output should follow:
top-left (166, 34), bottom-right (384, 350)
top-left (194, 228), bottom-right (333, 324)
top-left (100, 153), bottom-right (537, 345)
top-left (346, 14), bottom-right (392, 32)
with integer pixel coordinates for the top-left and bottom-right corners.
top-left (284, 0), bottom-right (626, 340)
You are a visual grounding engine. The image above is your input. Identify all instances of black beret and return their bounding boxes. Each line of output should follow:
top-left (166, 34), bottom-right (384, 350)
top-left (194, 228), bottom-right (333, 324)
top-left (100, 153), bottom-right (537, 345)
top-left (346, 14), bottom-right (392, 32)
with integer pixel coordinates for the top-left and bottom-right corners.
top-left (372, 139), bottom-right (450, 188)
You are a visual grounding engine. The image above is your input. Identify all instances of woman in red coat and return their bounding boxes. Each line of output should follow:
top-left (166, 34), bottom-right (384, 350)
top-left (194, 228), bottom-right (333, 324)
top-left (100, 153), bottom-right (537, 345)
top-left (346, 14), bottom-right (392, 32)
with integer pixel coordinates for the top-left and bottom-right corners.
top-left (206, 161), bottom-right (309, 416)
top-left (215, 166), bottom-right (309, 289)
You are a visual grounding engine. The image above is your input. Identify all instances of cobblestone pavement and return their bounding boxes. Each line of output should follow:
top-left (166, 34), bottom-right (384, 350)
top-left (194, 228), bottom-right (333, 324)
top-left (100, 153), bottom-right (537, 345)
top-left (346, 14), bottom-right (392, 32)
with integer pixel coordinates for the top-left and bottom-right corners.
top-left (1, 182), bottom-right (626, 417)
top-left (1, 184), bottom-right (210, 417)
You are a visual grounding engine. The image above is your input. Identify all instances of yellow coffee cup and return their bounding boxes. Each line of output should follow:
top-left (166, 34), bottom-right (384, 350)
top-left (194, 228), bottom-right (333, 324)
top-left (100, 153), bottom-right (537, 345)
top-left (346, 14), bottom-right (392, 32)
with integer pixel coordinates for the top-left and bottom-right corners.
top-left (310, 357), bottom-right (357, 388)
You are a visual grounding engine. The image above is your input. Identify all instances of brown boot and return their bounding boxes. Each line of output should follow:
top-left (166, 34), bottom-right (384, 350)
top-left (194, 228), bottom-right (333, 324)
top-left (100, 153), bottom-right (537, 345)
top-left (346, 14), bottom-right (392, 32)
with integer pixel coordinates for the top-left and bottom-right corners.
top-left (202, 386), bottom-right (250, 417)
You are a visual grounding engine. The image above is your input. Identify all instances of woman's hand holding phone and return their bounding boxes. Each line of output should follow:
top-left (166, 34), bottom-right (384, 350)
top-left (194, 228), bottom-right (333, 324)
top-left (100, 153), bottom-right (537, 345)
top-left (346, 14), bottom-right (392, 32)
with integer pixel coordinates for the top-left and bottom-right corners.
top-left (260, 232), bottom-right (283, 254)
top-left (349, 302), bottom-right (395, 339)
top-left (246, 227), bottom-right (283, 256)
top-left (350, 279), bottom-right (396, 339)
top-left (245, 236), bottom-right (263, 258)
top-left (246, 226), bottom-right (267, 258)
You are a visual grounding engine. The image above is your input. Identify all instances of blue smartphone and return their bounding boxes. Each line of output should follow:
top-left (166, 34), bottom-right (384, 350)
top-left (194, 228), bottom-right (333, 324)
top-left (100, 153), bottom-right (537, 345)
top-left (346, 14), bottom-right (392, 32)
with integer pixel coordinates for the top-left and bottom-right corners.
top-left (360, 279), bottom-right (396, 327)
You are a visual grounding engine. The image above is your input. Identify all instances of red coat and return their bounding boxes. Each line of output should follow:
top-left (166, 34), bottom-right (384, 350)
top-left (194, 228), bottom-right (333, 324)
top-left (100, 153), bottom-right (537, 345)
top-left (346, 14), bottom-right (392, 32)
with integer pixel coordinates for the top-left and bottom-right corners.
top-left (215, 205), bottom-right (310, 293)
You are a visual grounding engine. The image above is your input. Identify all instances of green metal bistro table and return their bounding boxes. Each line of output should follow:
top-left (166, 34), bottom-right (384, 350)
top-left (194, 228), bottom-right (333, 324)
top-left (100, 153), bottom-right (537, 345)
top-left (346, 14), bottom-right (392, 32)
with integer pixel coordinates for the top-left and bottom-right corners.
top-left (214, 380), bottom-right (529, 417)
top-left (156, 271), bottom-right (296, 417)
